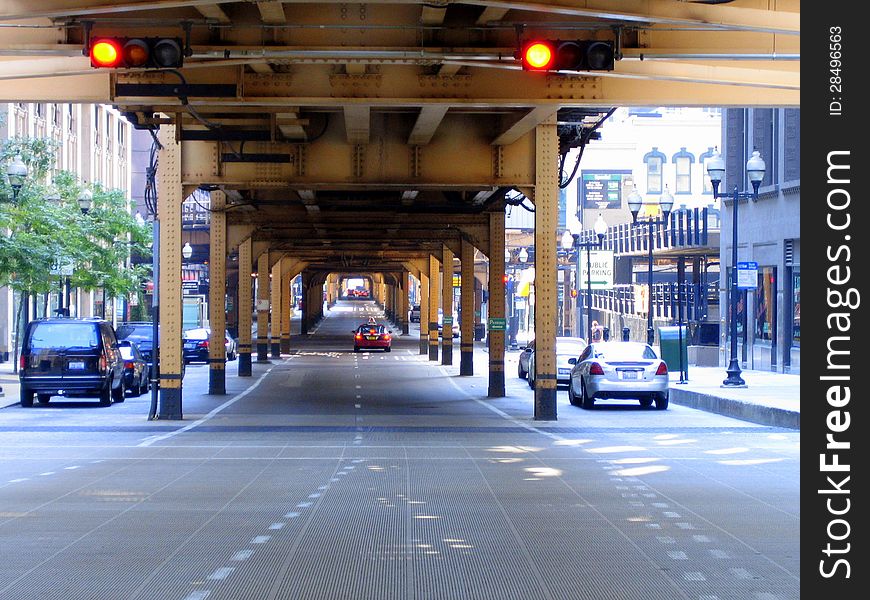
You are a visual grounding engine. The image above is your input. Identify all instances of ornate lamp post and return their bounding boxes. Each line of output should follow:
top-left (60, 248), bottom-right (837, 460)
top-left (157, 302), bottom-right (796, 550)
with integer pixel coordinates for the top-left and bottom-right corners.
top-left (5, 155), bottom-right (28, 202)
top-left (77, 188), bottom-right (93, 214)
top-left (706, 149), bottom-right (766, 387)
top-left (628, 185), bottom-right (674, 347)
top-left (561, 214), bottom-right (607, 342)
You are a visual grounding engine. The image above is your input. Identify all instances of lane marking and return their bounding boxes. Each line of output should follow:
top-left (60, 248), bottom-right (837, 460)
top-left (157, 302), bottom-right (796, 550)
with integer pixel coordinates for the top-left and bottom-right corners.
top-left (137, 364), bottom-right (278, 447)
top-left (296, 501), bottom-right (313, 508)
top-left (251, 536), bottom-right (271, 544)
top-left (208, 567), bottom-right (234, 580)
top-left (63, 466), bottom-right (80, 470)
top-left (308, 492), bottom-right (321, 498)
top-left (231, 550), bottom-right (254, 561)
top-left (667, 550), bottom-right (688, 560)
top-left (9, 478), bottom-right (28, 483)
top-left (183, 592), bottom-right (210, 600)
top-left (40, 472), bottom-right (55, 476)
top-left (284, 512), bottom-right (300, 519)
top-left (268, 522), bottom-right (285, 530)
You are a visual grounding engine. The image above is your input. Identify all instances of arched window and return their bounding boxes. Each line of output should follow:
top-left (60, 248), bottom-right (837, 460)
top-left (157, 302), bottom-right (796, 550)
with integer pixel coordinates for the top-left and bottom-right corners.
top-left (643, 148), bottom-right (667, 194)
top-left (699, 147), bottom-right (716, 194)
top-left (672, 147), bottom-right (695, 194)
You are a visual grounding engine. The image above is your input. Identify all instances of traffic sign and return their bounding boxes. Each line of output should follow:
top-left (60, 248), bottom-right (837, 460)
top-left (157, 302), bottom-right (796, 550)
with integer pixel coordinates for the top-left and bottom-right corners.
top-left (488, 317), bottom-right (507, 331)
top-left (737, 261), bottom-right (758, 289)
top-left (579, 249), bottom-right (614, 289)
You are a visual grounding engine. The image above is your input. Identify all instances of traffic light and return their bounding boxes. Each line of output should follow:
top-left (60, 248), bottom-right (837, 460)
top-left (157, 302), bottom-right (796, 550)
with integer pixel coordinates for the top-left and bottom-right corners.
top-left (89, 37), bottom-right (184, 69)
top-left (519, 40), bottom-right (615, 72)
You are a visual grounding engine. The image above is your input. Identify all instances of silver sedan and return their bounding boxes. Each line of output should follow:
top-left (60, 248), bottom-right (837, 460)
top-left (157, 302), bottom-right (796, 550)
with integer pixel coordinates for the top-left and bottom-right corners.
top-left (567, 341), bottom-right (669, 410)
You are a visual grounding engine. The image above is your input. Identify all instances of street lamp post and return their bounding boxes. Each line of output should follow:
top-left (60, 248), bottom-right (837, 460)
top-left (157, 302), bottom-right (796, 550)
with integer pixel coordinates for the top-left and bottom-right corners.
top-left (706, 149), bottom-right (766, 387)
top-left (6, 156), bottom-right (28, 202)
top-left (562, 214), bottom-right (607, 343)
top-left (628, 186), bottom-right (674, 347)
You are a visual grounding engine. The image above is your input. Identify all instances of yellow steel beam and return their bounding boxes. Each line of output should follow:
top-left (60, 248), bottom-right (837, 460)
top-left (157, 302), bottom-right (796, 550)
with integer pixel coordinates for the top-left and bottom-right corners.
top-left (208, 190), bottom-right (228, 394)
top-left (237, 237), bottom-right (253, 376)
top-left (441, 245), bottom-right (454, 365)
top-left (487, 210), bottom-right (505, 397)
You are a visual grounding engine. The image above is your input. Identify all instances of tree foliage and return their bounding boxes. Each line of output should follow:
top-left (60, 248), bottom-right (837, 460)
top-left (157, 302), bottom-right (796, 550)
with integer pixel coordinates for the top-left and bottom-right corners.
top-left (1, 137), bottom-right (152, 298)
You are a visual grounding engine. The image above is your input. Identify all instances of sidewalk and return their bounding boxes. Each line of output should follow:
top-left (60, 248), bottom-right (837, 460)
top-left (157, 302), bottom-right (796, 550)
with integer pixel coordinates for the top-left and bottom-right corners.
top-left (666, 366), bottom-right (800, 429)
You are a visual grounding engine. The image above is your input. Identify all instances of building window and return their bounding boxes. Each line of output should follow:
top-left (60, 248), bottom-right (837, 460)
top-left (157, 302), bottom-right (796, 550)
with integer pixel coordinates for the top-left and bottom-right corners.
top-left (791, 271), bottom-right (800, 346)
top-left (643, 148), bottom-right (666, 194)
top-left (752, 108), bottom-right (776, 187)
top-left (671, 147), bottom-right (694, 194)
top-left (755, 267), bottom-right (776, 342)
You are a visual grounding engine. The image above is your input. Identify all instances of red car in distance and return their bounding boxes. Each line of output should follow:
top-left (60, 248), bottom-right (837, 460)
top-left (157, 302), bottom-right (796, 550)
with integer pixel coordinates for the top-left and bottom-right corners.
top-left (353, 323), bottom-right (392, 352)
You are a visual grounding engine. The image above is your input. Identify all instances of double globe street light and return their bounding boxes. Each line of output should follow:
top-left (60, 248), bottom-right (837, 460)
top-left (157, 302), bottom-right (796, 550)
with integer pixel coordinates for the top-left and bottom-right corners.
top-left (706, 149), bottom-right (765, 387)
top-left (627, 185), bottom-right (674, 347)
top-left (561, 214), bottom-right (607, 343)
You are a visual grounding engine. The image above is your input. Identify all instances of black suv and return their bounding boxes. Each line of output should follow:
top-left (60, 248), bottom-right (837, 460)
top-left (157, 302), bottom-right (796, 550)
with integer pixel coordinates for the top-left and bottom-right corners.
top-left (18, 318), bottom-right (126, 407)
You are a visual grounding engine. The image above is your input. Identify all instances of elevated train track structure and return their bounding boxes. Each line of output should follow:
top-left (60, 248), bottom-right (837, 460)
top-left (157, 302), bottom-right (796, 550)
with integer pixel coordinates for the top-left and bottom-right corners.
top-left (0, 0), bottom-right (799, 419)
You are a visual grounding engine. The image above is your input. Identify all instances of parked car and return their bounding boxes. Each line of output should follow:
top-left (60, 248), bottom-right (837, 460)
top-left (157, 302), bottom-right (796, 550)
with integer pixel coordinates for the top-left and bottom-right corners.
top-left (118, 340), bottom-right (149, 396)
top-left (409, 305), bottom-right (421, 323)
top-left (353, 323), bottom-right (392, 352)
top-left (518, 340), bottom-right (535, 379)
top-left (116, 321), bottom-right (155, 376)
top-left (527, 337), bottom-right (587, 390)
top-left (18, 318), bottom-right (126, 407)
top-left (182, 328), bottom-right (238, 364)
top-left (567, 341), bottom-right (669, 410)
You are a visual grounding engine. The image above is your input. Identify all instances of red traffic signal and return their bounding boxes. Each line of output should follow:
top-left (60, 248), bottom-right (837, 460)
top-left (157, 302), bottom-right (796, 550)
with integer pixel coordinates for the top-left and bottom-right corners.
top-left (89, 37), bottom-right (184, 69)
top-left (519, 40), bottom-right (615, 72)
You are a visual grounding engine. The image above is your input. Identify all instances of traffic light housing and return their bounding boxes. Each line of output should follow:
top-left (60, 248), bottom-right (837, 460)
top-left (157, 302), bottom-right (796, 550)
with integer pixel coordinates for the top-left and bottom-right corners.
top-left (89, 37), bottom-right (184, 69)
top-left (519, 40), bottom-right (615, 72)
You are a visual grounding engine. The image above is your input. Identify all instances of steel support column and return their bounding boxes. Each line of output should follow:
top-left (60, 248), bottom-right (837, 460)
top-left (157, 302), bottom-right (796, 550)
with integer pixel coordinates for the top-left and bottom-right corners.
top-left (460, 237), bottom-right (475, 376)
top-left (208, 190), bottom-right (227, 395)
top-left (488, 211), bottom-right (506, 397)
top-left (237, 238), bottom-right (253, 376)
top-left (270, 260), bottom-right (282, 359)
top-left (156, 123), bottom-right (183, 419)
top-left (280, 261), bottom-right (292, 354)
top-left (256, 251), bottom-right (271, 362)
top-left (399, 269), bottom-right (409, 335)
top-left (419, 271), bottom-right (429, 355)
top-left (428, 254), bottom-right (440, 361)
top-left (441, 246), bottom-right (454, 366)
top-left (300, 272), bottom-right (309, 335)
top-left (534, 117), bottom-right (559, 420)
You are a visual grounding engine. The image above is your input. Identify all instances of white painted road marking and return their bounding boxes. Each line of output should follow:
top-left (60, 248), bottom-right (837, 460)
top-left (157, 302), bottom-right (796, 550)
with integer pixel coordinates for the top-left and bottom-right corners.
top-left (231, 550), bottom-right (254, 561)
top-left (208, 567), bottom-right (234, 580)
top-left (251, 536), bottom-right (271, 544)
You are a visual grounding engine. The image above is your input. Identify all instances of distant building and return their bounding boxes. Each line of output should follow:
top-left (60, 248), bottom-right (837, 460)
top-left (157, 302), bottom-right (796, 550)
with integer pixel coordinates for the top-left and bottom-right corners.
top-left (1, 103), bottom-right (134, 360)
top-left (719, 108), bottom-right (800, 373)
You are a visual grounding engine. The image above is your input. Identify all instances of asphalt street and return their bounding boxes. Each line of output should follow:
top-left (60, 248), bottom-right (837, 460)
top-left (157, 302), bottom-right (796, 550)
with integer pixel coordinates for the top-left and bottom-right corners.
top-left (0, 301), bottom-right (800, 600)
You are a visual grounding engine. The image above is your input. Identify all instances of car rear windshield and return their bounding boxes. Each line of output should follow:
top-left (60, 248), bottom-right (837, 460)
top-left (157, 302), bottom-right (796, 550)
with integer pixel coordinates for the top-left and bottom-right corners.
top-left (594, 343), bottom-right (657, 361)
top-left (358, 325), bottom-right (385, 334)
top-left (117, 324), bottom-right (152, 341)
top-left (28, 323), bottom-right (98, 350)
top-left (183, 329), bottom-right (209, 340)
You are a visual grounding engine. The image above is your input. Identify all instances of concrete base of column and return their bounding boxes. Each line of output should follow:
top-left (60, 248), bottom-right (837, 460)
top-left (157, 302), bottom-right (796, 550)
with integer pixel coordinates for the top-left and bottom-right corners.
top-left (419, 336), bottom-right (427, 354)
top-left (441, 345), bottom-right (453, 366)
top-left (459, 349), bottom-right (473, 376)
top-left (488, 371), bottom-right (505, 397)
top-left (208, 367), bottom-right (226, 395)
top-left (271, 342), bottom-right (281, 359)
top-left (238, 352), bottom-right (252, 376)
top-left (428, 342), bottom-right (438, 361)
top-left (257, 343), bottom-right (270, 362)
top-left (158, 387), bottom-right (183, 420)
top-left (534, 387), bottom-right (558, 420)
top-left (280, 336), bottom-right (290, 354)
top-left (402, 322), bottom-right (409, 335)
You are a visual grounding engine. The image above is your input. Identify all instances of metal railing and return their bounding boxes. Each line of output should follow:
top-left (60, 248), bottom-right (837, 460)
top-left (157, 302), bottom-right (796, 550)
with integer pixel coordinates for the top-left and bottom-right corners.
top-left (578, 207), bottom-right (719, 256)
top-left (588, 281), bottom-right (719, 322)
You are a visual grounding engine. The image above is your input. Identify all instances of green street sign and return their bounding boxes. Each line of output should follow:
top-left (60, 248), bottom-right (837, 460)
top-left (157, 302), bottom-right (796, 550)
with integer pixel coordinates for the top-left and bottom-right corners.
top-left (442, 316), bottom-right (453, 325)
top-left (488, 317), bottom-right (507, 331)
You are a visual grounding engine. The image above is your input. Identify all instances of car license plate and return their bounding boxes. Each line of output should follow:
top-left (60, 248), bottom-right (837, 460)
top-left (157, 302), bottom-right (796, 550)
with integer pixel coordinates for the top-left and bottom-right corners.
top-left (68, 361), bottom-right (85, 370)
top-left (621, 370), bottom-right (638, 380)
top-left (558, 368), bottom-right (570, 375)
top-left (367, 336), bottom-right (378, 340)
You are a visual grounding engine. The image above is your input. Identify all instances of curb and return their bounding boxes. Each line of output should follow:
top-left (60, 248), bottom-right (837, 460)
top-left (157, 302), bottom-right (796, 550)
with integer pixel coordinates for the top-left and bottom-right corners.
top-left (669, 386), bottom-right (799, 430)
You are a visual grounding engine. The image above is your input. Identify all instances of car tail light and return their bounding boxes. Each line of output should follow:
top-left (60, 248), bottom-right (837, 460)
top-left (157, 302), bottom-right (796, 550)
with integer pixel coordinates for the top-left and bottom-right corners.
top-left (124, 361), bottom-right (134, 369)
top-left (589, 362), bottom-right (605, 375)
top-left (656, 362), bottom-right (668, 376)
top-left (99, 355), bottom-right (107, 371)
top-left (197, 340), bottom-right (209, 349)
top-left (381, 334), bottom-right (391, 341)
top-left (19, 355), bottom-right (27, 370)
top-left (355, 333), bottom-right (362, 340)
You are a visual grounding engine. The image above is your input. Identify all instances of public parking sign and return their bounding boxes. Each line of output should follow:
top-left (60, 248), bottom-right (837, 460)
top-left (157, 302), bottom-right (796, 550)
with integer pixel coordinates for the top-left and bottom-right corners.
top-left (737, 261), bottom-right (758, 289)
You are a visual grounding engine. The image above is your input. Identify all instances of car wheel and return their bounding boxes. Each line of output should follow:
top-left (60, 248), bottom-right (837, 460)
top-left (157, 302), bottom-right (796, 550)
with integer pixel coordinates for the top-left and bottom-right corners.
top-left (385, 347), bottom-right (391, 352)
top-left (527, 370), bottom-right (535, 389)
top-left (354, 346), bottom-right (360, 353)
top-left (518, 362), bottom-right (526, 380)
top-left (581, 379), bottom-right (595, 410)
top-left (655, 391), bottom-right (669, 410)
top-left (567, 383), bottom-right (579, 407)
top-left (99, 383), bottom-right (112, 406)
top-left (37, 393), bottom-right (52, 405)
top-left (20, 387), bottom-right (34, 408)
top-left (112, 379), bottom-right (126, 403)
top-left (639, 397), bottom-right (654, 408)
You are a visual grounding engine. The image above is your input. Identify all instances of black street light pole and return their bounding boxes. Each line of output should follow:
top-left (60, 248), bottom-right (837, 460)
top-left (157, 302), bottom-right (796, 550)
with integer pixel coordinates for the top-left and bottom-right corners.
top-left (707, 149), bottom-right (766, 388)
top-left (562, 215), bottom-right (608, 343)
top-left (628, 186), bottom-right (674, 347)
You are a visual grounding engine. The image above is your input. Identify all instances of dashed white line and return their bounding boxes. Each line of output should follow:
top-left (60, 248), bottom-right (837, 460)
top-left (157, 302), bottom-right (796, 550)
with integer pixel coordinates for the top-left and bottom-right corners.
top-left (284, 512), bottom-right (300, 519)
top-left (251, 536), bottom-right (271, 544)
top-left (693, 535), bottom-right (711, 543)
top-left (231, 550), bottom-right (254, 561)
top-left (183, 592), bottom-right (210, 600)
top-left (308, 493), bottom-right (321, 499)
top-left (268, 522), bottom-right (285, 530)
top-left (730, 567), bottom-right (753, 579)
top-left (39, 472), bottom-right (55, 476)
top-left (207, 567), bottom-right (234, 580)
top-left (667, 550), bottom-right (688, 560)
top-left (63, 466), bottom-right (80, 470)
top-left (683, 572), bottom-right (706, 581)
top-left (709, 549), bottom-right (729, 559)
top-left (9, 478), bottom-right (28, 483)
top-left (296, 501), bottom-right (313, 508)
